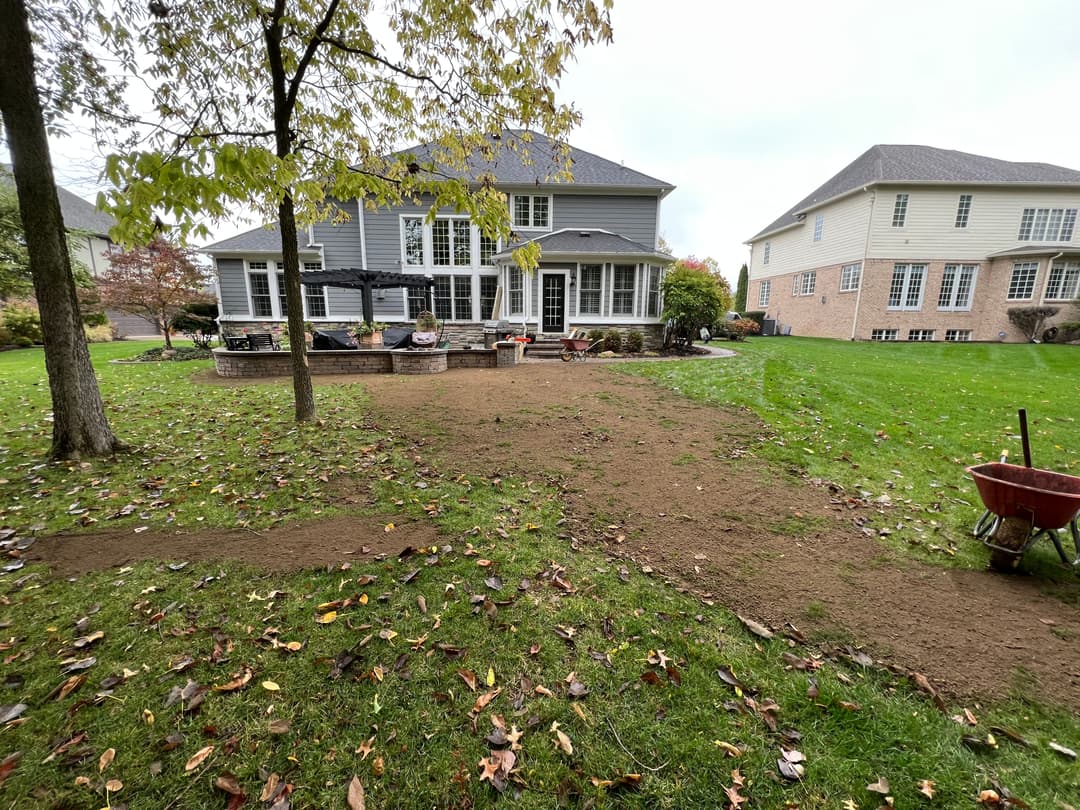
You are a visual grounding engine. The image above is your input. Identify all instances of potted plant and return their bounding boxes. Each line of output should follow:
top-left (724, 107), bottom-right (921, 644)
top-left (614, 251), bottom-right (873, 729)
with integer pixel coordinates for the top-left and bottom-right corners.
top-left (303, 320), bottom-right (316, 346)
top-left (354, 321), bottom-right (387, 347)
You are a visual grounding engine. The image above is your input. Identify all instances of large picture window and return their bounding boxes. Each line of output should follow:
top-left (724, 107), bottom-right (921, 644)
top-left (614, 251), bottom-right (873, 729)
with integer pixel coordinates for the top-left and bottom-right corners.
top-left (432, 218), bottom-right (472, 267)
top-left (1007, 262), bottom-right (1038, 300)
top-left (1045, 261), bottom-right (1080, 301)
top-left (938, 264), bottom-right (977, 311)
top-left (612, 264), bottom-right (636, 316)
top-left (578, 264), bottom-right (602, 315)
top-left (888, 264), bottom-right (926, 310)
top-left (1017, 207), bottom-right (1077, 241)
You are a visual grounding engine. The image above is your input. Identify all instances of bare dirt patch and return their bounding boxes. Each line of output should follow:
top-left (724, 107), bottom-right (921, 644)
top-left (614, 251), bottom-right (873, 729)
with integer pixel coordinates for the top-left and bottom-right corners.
top-left (27, 359), bottom-right (1080, 709)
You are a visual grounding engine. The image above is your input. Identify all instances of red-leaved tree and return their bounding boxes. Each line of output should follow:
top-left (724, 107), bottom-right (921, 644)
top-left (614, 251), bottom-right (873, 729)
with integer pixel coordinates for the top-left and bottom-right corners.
top-left (97, 238), bottom-right (212, 349)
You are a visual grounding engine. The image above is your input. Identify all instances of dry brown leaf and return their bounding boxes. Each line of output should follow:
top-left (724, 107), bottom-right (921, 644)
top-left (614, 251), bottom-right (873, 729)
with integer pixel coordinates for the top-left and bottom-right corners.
top-left (347, 775), bottom-right (366, 810)
top-left (98, 747), bottom-right (115, 772)
top-left (457, 669), bottom-right (478, 692)
top-left (268, 718), bottom-right (291, 734)
top-left (214, 773), bottom-right (244, 795)
top-left (355, 736), bottom-right (375, 759)
top-left (737, 614), bottom-right (774, 639)
top-left (259, 773), bottom-right (281, 802)
top-left (185, 745), bottom-right (213, 772)
top-left (371, 756), bottom-right (384, 777)
top-left (917, 779), bottom-right (935, 799)
top-left (866, 776), bottom-right (890, 794)
top-left (550, 721), bottom-right (573, 756)
top-left (104, 779), bottom-right (123, 792)
top-left (213, 667), bottom-right (254, 693)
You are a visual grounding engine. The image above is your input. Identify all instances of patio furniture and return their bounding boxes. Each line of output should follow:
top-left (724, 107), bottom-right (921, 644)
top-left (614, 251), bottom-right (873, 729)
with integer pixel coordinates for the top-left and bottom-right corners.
top-left (224, 335), bottom-right (250, 351)
top-left (247, 332), bottom-right (279, 351)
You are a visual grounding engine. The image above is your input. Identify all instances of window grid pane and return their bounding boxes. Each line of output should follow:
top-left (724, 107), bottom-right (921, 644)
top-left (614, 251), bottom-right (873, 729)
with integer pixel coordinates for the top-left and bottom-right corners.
top-left (432, 276), bottom-right (452, 320)
top-left (277, 273), bottom-right (288, 317)
top-left (955, 194), bottom-right (972, 228)
top-left (908, 329), bottom-right (935, 341)
top-left (479, 276), bottom-right (498, 319)
top-left (646, 266), bottom-right (661, 317)
top-left (1062, 210), bottom-right (1077, 241)
top-left (579, 264), bottom-right (602, 315)
top-left (840, 263), bottom-right (861, 292)
top-left (801, 271), bottom-right (816, 296)
top-left (758, 279), bottom-right (771, 307)
top-left (508, 268), bottom-right (523, 314)
top-left (892, 194), bottom-right (908, 227)
top-left (513, 196), bottom-right (530, 228)
top-left (1007, 262), bottom-right (1038, 300)
top-left (871, 329), bottom-right (898, 341)
top-left (532, 196), bottom-right (549, 228)
top-left (763, 242), bottom-right (771, 265)
top-left (1046, 262), bottom-right (1080, 300)
top-left (249, 272), bottom-right (272, 317)
top-left (304, 284), bottom-right (327, 318)
top-left (453, 275), bottom-right (471, 320)
top-left (945, 329), bottom-right (972, 342)
top-left (432, 220), bottom-right (450, 266)
top-left (479, 234), bottom-right (498, 265)
top-left (904, 266), bottom-right (924, 308)
top-left (452, 220), bottom-right (471, 267)
top-left (1018, 208), bottom-right (1035, 240)
top-left (407, 288), bottom-right (428, 319)
top-left (954, 265), bottom-right (976, 309)
top-left (813, 213), bottom-right (824, 242)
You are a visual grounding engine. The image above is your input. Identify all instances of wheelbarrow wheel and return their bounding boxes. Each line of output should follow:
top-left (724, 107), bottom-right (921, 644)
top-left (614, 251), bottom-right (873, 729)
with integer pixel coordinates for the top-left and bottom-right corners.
top-left (989, 547), bottom-right (1022, 572)
top-left (560, 351), bottom-right (573, 362)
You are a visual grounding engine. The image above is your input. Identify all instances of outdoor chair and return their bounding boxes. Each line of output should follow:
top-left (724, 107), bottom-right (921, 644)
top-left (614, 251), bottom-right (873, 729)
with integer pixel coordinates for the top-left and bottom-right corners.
top-left (246, 333), bottom-right (279, 351)
top-left (223, 335), bottom-right (250, 351)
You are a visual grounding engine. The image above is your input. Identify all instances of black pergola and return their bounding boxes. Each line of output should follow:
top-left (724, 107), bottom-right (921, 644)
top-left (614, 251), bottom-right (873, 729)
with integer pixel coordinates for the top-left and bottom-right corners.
top-left (298, 268), bottom-right (435, 325)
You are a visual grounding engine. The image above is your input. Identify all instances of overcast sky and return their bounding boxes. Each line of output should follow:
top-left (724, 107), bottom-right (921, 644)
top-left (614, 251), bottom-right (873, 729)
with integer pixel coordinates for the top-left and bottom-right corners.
top-left (35, 0), bottom-right (1080, 285)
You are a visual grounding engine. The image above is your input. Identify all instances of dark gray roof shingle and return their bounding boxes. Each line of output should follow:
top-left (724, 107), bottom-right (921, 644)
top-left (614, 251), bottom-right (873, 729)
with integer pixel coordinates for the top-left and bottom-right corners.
top-left (494, 228), bottom-right (671, 259)
top-left (203, 222), bottom-right (310, 252)
top-left (751, 145), bottom-right (1080, 240)
top-left (399, 130), bottom-right (674, 191)
top-left (3, 165), bottom-right (117, 238)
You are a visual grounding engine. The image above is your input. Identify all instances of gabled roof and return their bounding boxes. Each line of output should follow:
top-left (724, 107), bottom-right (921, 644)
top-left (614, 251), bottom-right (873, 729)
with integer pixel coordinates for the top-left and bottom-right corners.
top-left (493, 228), bottom-right (673, 262)
top-left (2, 164), bottom-right (117, 238)
top-left (750, 145), bottom-right (1080, 241)
top-left (203, 222), bottom-right (314, 253)
top-left (986, 244), bottom-right (1080, 258)
top-left (398, 130), bottom-right (674, 194)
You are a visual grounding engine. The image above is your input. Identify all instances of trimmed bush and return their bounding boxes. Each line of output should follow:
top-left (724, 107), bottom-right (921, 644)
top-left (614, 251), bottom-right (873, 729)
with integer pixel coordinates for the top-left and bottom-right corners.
top-left (603, 329), bottom-right (622, 353)
top-left (83, 324), bottom-right (114, 343)
top-left (1007, 306), bottom-right (1059, 341)
top-left (623, 331), bottom-right (644, 353)
top-left (587, 329), bottom-right (605, 351)
top-left (740, 310), bottom-right (766, 329)
top-left (0, 302), bottom-right (43, 347)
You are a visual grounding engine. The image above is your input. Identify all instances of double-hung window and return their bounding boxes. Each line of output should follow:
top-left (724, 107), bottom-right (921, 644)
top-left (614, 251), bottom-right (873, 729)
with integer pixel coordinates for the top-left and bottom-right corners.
top-left (793, 270), bottom-right (816, 296)
top-left (511, 195), bottom-right (550, 229)
top-left (758, 279), bottom-right (771, 307)
top-left (892, 193), bottom-right (909, 227)
top-left (813, 213), bottom-right (824, 242)
top-left (248, 261), bottom-right (272, 317)
top-left (955, 194), bottom-right (972, 228)
top-left (1007, 262), bottom-right (1039, 300)
top-left (888, 264), bottom-right (926, 310)
top-left (432, 218), bottom-right (472, 267)
top-left (433, 275), bottom-right (472, 320)
top-left (303, 262), bottom-right (327, 317)
top-left (839, 263), bottom-right (861, 292)
top-left (578, 264), bottom-right (602, 315)
top-left (938, 264), bottom-right (977, 311)
top-left (1045, 261), bottom-right (1080, 301)
top-left (508, 267), bottom-right (524, 315)
top-left (407, 288), bottom-right (428, 319)
top-left (763, 241), bottom-right (771, 265)
top-left (645, 265), bottom-right (662, 317)
top-left (479, 232), bottom-right (499, 266)
top-left (1018, 207), bottom-right (1078, 241)
top-left (612, 265), bottom-right (636, 316)
top-left (276, 272), bottom-right (288, 317)
top-left (479, 276), bottom-right (499, 319)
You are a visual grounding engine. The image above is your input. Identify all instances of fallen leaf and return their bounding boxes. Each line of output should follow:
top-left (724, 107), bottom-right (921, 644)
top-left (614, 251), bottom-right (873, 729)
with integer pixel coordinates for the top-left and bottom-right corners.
top-left (215, 773), bottom-right (244, 795)
top-left (1049, 741), bottom-right (1077, 761)
top-left (261, 680), bottom-right (281, 692)
top-left (714, 741), bottom-right (742, 757)
top-left (737, 614), bottom-right (774, 640)
top-left (550, 721), bottom-right (573, 756)
top-left (143, 708), bottom-right (155, 725)
top-left (269, 718), bottom-right (291, 734)
top-left (105, 778), bottom-right (123, 792)
top-left (0, 753), bottom-right (19, 785)
top-left (866, 776), bottom-right (890, 794)
top-left (457, 669), bottom-right (477, 692)
top-left (917, 779), bottom-right (935, 799)
top-left (777, 757), bottom-right (804, 781)
top-left (214, 667), bottom-right (254, 692)
top-left (909, 671), bottom-right (947, 713)
top-left (99, 748), bottom-right (115, 772)
top-left (185, 745), bottom-right (213, 772)
top-left (259, 773), bottom-right (281, 802)
top-left (316, 611), bottom-right (338, 625)
top-left (347, 775), bottom-right (366, 809)
top-left (355, 736), bottom-right (375, 759)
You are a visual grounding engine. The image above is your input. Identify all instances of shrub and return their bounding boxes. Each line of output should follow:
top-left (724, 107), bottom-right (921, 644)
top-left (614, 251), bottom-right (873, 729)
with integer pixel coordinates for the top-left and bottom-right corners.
top-left (586, 329), bottom-right (605, 351)
top-left (661, 260), bottom-right (733, 347)
top-left (727, 318), bottom-right (761, 341)
top-left (0, 301), bottom-right (43, 347)
top-left (1007, 306), bottom-right (1059, 341)
top-left (603, 329), bottom-right (622, 353)
top-left (1055, 321), bottom-right (1080, 343)
top-left (740, 310), bottom-right (766, 329)
top-left (623, 331), bottom-right (644, 353)
top-left (172, 302), bottom-right (219, 348)
top-left (83, 324), bottom-right (113, 343)
top-left (131, 346), bottom-right (213, 362)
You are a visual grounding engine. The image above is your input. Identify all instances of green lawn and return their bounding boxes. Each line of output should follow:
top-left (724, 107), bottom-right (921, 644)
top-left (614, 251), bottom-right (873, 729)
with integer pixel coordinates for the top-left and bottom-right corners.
top-left (628, 338), bottom-right (1080, 574)
top-left (0, 342), bottom-right (1078, 808)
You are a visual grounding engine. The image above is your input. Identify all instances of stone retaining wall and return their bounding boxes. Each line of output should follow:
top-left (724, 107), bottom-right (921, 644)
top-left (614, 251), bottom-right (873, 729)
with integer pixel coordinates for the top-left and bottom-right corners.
top-left (213, 347), bottom-right (503, 378)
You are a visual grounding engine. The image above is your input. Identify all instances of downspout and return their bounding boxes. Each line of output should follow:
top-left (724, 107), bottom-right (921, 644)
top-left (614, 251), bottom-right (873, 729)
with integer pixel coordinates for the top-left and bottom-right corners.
top-left (849, 188), bottom-right (876, 340)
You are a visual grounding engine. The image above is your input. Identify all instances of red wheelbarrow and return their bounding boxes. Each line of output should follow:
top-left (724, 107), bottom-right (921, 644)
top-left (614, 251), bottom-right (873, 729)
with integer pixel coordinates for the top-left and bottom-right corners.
top-left (967, 410), bottom-right (1080, 571)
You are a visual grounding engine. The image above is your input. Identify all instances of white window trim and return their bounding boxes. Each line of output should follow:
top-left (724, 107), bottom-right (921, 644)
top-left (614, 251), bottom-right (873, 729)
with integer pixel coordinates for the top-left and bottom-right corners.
top-left (955, 194), bottom-right (972, 229)
top-left (870, 328), bottom-right (899, 341)
top-left (938, 264), bottom-right (978, 312)
top-left (576, 263), bottom-right (604, 318)
top-left (839, 262), bottom-right (861, 293)
top-left (510, 194), bottom-right (553, 232)
top-left (399, 214), bottom-right (426, 268)
top-left (758, 279), bottom-right (771, 308)
top-left (610, 263), bottom-right (638, 317)
top-left (888, 264), bottom-right (926, 311)
top-left (892, 193), bottom-right (909, 228)
top-left (1007, 261), bottom-right (1040, 301)
top-left (431, 215), bottom-right (475, 269)
top-left (1045, 261), bottom-right (1080, 301)
top-left (813, 213), bottom-right (824, 242)
top-left (763, 241), bottom-right (771, 265)
top-left (244, 259), bottom-right (275, 319)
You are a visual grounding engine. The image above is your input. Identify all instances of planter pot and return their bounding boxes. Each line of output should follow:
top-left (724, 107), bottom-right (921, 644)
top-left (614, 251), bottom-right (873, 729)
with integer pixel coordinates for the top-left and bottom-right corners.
top-left (359, 331), bottom-right (383, 347)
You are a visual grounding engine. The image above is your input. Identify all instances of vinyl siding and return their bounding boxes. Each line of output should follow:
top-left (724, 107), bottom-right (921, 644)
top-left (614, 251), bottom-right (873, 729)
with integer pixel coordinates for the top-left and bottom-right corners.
top-left (551, 194), bottom-right (658, 246)
top-left (749, 191), bottom-right (872, 281)
top-left (311, 199), bottom-right (366, 270)
top-left (868, 185), bottom-right (1080, 259)
top-left (217, 259), bottom-right (249, 317)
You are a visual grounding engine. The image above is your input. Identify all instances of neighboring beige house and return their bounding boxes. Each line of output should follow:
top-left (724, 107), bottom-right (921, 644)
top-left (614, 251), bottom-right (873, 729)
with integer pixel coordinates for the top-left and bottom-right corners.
top-left (746, 146), bottom-right (1080, 342)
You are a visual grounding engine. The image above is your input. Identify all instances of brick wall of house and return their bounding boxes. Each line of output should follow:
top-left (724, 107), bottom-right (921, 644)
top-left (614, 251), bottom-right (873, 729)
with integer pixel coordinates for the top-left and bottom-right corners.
top-left (752, 262), bottom-right (861, 339)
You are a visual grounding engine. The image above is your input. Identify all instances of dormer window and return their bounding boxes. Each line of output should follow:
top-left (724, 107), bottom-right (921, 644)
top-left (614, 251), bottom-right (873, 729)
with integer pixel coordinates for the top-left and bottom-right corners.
top-left (511, 195), bottom-right (551, 229)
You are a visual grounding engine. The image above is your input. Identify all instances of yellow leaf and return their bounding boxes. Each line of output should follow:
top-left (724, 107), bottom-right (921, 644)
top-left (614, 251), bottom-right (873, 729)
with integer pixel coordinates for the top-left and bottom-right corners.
top-left (317, 611), bottom-right (338, 624)
top-left (184, 745), bottom-right (213, 771)
top-left (262, 680), bottom-right (281, 692)
top-left (384, 523), bottom-right (395, 532)
top-left (714, 740), bottom-right (742, 757)
top-left (359, 593), bottom-right (369, 605)
top-left (143, 709), bottom-right (155, 725)
top-left (486, 666), bottom-right (495, 687)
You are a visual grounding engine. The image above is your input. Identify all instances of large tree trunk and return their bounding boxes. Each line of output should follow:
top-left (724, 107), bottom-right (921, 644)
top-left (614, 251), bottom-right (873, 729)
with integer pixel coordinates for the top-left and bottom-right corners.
top-left (278, 194), bottom-right (316, 421)
top-left (0, 0), bottom-right (122, 459)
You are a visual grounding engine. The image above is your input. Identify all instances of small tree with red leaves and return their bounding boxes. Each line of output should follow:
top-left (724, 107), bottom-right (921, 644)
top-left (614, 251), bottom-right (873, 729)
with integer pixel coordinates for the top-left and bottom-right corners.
top-left (97, 238), bottom-right (212, 349)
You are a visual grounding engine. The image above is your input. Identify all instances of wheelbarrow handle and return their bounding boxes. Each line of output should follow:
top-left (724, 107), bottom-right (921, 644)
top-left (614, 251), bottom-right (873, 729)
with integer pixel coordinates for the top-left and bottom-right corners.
top-left (1018, 408), bottom-right (1032, 468)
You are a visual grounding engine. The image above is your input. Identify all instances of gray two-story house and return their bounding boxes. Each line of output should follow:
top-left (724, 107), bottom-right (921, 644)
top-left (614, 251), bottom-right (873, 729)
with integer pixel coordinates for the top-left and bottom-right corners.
top-left (204, 131), bottom-right (675, 345)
